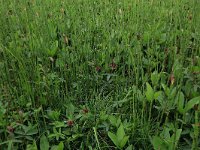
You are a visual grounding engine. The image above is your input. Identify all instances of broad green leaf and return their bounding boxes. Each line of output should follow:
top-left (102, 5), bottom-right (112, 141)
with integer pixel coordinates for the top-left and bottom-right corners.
top-left (109, 115), bottom-right (117, 127)
top-left (145, 82), bottom-right (154, 102)
top-left (151, 136), bottom-right (167, 150)
top-left (184, 96), bottom-right (200, 113)
top-left (40, 135), bottom-right (49, 150)
top-left (57, 142), bottom-right (64, 150)
top-left (154, 91), bottom-right (163, 100)
top-left (51, 121), bottom-right (66, 128)
top-left (162, 128), bottom-right (171, 141)
top-left (116, 117), bottom-right (122, 128)
top-left (151, 71), bottom-right (159, 86)
top-left (108, 132), bottom-right (118, 147)
top-left (169, 87), bottom-right (177, 100)
top-left (66, 103), bottom-right (75, 119)
top-left (119, 136), bottom-right (129, 149)
top-left (125, 144), bottom-right (134, 150)
top-left (50, 146), bottom-right (58, 150)
top-left (161, 84), bottom-right (170, 97)
top-left (117, 124), bottom-right (125, 141)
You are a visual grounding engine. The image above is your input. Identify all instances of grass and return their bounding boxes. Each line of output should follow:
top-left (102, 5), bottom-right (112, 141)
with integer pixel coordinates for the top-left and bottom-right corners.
top-left (0, 0), bottom-right (200, 149)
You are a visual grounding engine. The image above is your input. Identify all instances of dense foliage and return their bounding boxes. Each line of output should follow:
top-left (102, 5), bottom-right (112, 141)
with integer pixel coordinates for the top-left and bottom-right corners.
top-left (0, 0), bottom-right (200, 149)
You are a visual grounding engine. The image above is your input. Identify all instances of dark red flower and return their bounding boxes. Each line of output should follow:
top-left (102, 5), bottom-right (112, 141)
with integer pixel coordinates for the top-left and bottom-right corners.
top-left (109, 62), bottom-right (117, 70)
top-left (7, 126), bottom-right (14, 133)
top-left (192, 72), bottom-right (200, 75)
top-left (82, 108), bottom-right (89, 114)
top-left (164, 48), bottom-right (169, 54)
top-left (95, 66), bottom-right (101, 72)
top-left (67, 120), bottom-right (74, 127)
top-left (188, 14), bottom-right (192, 20)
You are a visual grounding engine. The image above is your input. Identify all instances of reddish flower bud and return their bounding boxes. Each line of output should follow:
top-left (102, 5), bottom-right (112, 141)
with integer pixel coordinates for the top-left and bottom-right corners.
top-left (188, 14), bottom-right (192, 20)
top-left (95, 66), bottom-right (101, 72)
top-left (67, 120), bottom-right (74, 127)
top-left (82, 108), bottom-right (89, 114)
top-left (170, 74), bottom-right (175, 85)
top-left (109, 62), bottom-right (117, 70)
top-left (7, 126), bottom-right (14, 133)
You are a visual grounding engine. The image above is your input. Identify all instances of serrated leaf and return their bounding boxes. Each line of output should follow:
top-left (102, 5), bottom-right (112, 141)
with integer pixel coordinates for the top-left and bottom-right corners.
top-left (40, 135), bottom-right (49, 150)
top-left (184, 96), bottom-right (200, 113)
top-left (145, 82), bottom-right (154, 102)
top-left (108, 132), bottom-right (118, 147)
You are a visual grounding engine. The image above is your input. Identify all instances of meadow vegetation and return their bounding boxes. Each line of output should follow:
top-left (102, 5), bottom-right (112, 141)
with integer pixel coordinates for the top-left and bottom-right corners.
top-left (0, 0), bottom-right (200, 149)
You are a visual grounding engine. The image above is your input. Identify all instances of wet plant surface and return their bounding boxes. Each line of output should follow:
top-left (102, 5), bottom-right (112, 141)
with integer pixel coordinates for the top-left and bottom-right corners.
top-left (0, 0), bottom-right (200, 149)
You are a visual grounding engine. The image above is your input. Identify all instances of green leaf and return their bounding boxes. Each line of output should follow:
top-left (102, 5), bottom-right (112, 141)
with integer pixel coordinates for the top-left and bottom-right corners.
top-left (108, 132), bottom-right (118, 147)
top-left (169, 129), bottom-right (182, 149)
top-left (51, 121), bottom-right (66, 128)
top-left (116, 117), bottom-right (122, 128)
top-left (117, 124), bottom-right (125, 141)
top-left (175, 129), bottom-right (182, 145)
top-left (50, 146), bottom-right (58, 150)
top-left (151, 71), bottom-right (160, 86)
top-left (161, 84), bottom-right (170, 96)
top-left (109, 115), bottom-right (117, 127)
top-left (8, 140), bottom-right (12, 150)
top-left (26, 128), bottom-right (38, 135)
top-left (151, 136), bottom-right (167, 150)
top-left (184, 96), bottom-right (200, 113)
top-left (57, 142), bottom-right (64, 150)
top-left (26, 141), bottom-right (38, 150)
top-left (119, 136), bottom-right (129, 149)
top-left (145, 82), bottom-right (154, 102)
top-left (177, 92), bottom-right (184, 114)
top-left (40, 135), bottom-right (49, 150)
top-left (125, 144), bottom-right (134, 150)
top-left (154, 91), bottom-right (163, 100)
top-left (25, 136), bottom-right (34, 141)
top-left (65, 103), bottom-right (75, 119)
